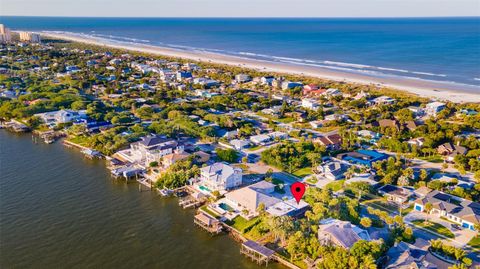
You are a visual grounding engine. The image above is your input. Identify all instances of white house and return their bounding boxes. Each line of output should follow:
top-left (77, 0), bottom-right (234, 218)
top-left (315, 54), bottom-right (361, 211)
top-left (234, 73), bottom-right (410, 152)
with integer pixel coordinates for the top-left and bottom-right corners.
top-left (281, 81), bottom-right (303, 90)
top-left (301, 98), bottom-right (320, 110)
top-left (235, 74), bottom-right (252, 83)
top-left (370, 96), bottom-right (396, 105)
top-left (414, 190), bottom-right (479, 231)
top-left (230, 139), bottom-right (251, 150)
top-left (115, 136), bottom-right (183, 167)
top-left (224, 180), bottom-right (308, 217)
top-left (318, 218), bottom-right (371, 249)
top-left (322, 88), bottom-right (342, 97)
top-left (425, 102), bottom-right (446, 117)
top-left (34, 109), bottom-right (86, 127)
top-left (199, 162), bottom-right (242, 192)
top-left (250, 134), bottom-right (271, 145)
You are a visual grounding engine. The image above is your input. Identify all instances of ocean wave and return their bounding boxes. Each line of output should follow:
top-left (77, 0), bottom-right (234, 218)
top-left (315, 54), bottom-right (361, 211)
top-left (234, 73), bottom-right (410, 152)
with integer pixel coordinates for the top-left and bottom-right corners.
top-left (377, 67), bottom-right (409, 73)
top-left (42, 30), bottom-right (480, 89)
top-left (411, 71), bottom-right (447, 77)
top-left (90, 33), bottom-right (151, 43)
top-left (323, 61), bottom-right (372, 69)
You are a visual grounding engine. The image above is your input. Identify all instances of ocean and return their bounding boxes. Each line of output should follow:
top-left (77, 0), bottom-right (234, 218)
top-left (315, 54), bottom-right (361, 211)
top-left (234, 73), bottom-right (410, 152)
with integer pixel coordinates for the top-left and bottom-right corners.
top-left (1, 16), bottom-right (480, 89)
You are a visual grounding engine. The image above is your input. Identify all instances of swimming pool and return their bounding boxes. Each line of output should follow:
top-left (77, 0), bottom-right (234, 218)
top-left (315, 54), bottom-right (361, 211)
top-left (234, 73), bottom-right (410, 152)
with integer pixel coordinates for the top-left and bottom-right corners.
top-left (198, 185), bottom-right (211, 193)
top-left (219, 203), bottom-right (234, 212)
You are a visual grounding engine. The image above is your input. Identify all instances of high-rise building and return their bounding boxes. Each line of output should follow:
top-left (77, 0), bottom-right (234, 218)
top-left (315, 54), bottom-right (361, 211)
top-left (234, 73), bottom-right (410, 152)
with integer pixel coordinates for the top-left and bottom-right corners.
top-left (19, 32), bottom-right (41, 43)
top-left (0, 24), bottom-right (12, 43)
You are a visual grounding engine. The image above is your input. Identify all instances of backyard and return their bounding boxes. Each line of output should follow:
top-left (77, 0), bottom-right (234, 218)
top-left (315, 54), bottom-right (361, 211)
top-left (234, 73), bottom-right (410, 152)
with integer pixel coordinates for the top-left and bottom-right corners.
top-left (292, 167), bottom-right (313, 178)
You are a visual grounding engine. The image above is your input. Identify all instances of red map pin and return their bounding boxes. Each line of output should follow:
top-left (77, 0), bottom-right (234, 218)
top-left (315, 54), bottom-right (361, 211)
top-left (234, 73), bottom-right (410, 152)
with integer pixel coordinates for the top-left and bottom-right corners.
top-left (290, 182), bottom-right (306, 204)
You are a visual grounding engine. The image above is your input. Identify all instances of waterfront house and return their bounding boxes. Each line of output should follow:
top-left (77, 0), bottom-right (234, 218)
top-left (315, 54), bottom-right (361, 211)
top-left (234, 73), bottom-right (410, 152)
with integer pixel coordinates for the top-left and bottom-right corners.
top-left (34, 109), bottom-right (87, 127)
top-left (162, 152), bottom-right (190, 168)
top-left (318, 218), bottom-right (371, 249)
top-left (413, 190), bottom-right (479, 231)
top-left (199, 162), bottom-right (242, 192)
top-left (115, 136), bottom-right (183, 167)
top-left (224, 180), bottom-right (308, 218)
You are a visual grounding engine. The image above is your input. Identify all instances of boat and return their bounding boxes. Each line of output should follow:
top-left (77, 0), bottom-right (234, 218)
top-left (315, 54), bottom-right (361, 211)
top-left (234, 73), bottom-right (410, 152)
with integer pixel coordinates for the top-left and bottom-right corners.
top-left (44, 137), bottom-right (55, 144)
top-left (159, 189), bottom-right (172, 197)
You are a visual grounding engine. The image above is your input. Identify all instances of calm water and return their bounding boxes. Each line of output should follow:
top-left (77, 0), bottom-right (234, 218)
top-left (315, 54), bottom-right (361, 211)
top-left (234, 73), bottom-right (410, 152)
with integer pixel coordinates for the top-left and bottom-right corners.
top-left (0, 131), bottom-right (281, 269)
top-left (1, 16), bottom-right (480, 88)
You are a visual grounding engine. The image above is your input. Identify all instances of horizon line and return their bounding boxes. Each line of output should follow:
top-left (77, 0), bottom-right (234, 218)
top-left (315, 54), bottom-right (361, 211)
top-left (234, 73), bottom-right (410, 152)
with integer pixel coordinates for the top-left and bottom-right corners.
top-left (1, 15), bottom-right (479, 19)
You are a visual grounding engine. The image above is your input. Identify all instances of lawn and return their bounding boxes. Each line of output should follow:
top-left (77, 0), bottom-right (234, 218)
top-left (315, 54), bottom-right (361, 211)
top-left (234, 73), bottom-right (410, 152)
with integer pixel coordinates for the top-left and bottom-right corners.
top-left (293, 167), bottom-right (313, 178)
top-left (247, 145), bottom-right (263, 151)
top-left (305, 177), bottom-right (318, 185)
top-left (418, 155), bottom-right (444, 163)
top-left (363, 198), bottom-right (399, 213)
top-left (225, 216), bottom-right (261, 233)
top-left (411, 220), bottom-right (455, 238)
top-left (199, 205), bottom-right (220, 219)
top-left (467, 236), bottom-right (480, 250)
top-left (66, 135), bottom-right (90, 146)
top-left (325, 180), bottom-right (345, 191)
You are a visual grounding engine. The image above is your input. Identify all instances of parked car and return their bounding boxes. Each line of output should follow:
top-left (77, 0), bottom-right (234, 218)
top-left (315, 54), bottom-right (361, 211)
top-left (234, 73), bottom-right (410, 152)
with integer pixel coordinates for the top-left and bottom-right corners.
top-left (451, 224), bottom-right (461, 230)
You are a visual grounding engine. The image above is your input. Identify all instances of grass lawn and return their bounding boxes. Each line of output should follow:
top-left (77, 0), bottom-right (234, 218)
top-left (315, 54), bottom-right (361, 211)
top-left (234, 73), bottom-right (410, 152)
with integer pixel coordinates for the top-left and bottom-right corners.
top-left (277, 117), bottom-right (295, 124)
top-left (325, 180), bottom-right (345, 191)
top-left (66, 135), bottom-right (90, 146)
top-left (411, 220), bottom-right (455, 238)
top-left (247, 145), bottom-right (263, 151)
top-left (305, 177), bottom-right (318, 185)
top-left (293, 167), bottom-right (313, 178)
top-left (199, 205), bottom-right (220, 219)
top-left (418, 155), bottom-right (444, 163)
top-left (467, 236), bottom-right (480, 250)
top-left (402, 204), bottom-right (414, 216)
top-left (363, 198), bottom-right (399, 213)
top-left (225, 216), bottom-right (261, 233)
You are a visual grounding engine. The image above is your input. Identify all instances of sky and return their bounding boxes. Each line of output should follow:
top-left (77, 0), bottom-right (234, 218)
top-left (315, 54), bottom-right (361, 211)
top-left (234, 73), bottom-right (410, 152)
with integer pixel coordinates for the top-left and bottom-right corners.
top-left (1, 0), bottom-right (479, 17)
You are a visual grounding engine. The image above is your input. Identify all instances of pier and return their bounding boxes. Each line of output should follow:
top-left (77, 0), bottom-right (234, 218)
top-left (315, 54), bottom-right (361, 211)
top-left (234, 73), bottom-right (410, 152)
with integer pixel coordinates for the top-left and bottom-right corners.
top-left (240, 240), bottom-right (275, 266)
top-left (194, 212), bottom-right (223, 235)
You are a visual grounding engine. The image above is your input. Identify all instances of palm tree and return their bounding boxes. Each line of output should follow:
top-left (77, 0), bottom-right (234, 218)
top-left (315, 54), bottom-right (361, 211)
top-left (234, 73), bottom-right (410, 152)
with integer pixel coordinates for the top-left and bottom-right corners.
top-left (424, 202), bottom-right (433, 224)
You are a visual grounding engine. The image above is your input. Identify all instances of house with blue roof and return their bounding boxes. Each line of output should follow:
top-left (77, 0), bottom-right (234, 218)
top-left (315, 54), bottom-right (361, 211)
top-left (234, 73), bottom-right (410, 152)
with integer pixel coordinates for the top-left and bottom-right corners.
top-left (338, 150), bottom-right (389, 167)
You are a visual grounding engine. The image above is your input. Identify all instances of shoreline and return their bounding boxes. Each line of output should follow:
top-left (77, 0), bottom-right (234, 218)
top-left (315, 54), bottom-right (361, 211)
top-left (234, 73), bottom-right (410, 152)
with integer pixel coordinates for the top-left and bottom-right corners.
top-left (41, 32), bottom-right (480, 103)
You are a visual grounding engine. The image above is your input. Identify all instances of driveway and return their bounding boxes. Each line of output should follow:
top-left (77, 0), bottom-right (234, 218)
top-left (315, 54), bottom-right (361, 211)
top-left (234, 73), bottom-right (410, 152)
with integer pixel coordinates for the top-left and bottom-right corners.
top-left (404, 211), bottom-right (477, 247)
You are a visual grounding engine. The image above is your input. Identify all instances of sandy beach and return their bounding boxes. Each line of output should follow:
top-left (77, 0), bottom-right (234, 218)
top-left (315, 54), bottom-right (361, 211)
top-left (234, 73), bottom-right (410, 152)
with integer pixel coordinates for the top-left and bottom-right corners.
top-left (42, 32), bottom-right (480, 103)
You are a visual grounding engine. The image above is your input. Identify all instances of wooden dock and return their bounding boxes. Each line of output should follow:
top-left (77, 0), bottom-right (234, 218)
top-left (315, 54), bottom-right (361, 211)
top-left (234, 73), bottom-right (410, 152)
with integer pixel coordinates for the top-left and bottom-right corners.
top-left (194, 212), bottom-right (223, 235)
top-left (240, 240), bottom-right (275, 266)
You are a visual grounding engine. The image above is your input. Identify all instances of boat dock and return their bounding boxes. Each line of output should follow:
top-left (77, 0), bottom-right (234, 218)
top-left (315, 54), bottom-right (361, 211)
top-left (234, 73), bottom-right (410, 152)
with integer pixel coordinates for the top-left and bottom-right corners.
top-left (2, 120), bottom-right (30, 133)
top-left (194, 212), bottom-right (223, 235)
top-left (240, 240), bottom-right (275, 266)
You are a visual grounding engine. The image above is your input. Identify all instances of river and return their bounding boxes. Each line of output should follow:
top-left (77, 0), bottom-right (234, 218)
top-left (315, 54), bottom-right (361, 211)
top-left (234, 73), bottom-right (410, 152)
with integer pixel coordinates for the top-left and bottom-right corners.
top-left (0, 131), bottom-right (282, 269)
